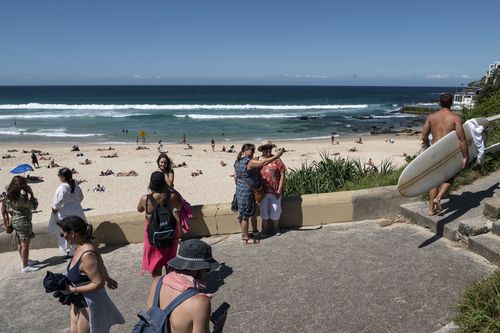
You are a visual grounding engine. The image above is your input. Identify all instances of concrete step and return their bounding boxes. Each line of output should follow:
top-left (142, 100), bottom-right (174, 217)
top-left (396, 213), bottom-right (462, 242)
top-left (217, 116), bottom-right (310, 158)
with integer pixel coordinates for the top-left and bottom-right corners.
top-left (483, 197), bottom-right (500, 220)
top-left (400, 202), bottom-right (460, 241)
top-left (492, 221), bottom-right (500, 236)
top-left (468, 233), bottom-right (500, 266)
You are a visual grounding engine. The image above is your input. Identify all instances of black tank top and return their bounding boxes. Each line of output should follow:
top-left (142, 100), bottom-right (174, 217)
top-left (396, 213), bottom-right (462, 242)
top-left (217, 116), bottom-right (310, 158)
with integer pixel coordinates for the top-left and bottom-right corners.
top-left (66, 250), bottom-right (96, 285)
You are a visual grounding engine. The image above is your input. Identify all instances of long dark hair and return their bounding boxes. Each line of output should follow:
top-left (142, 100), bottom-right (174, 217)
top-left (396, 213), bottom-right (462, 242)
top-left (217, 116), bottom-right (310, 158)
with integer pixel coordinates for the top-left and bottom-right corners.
top-left (237, 143), bottom-right (255, 161)
top-left (157, 153), bottom-right (173, 173)
top-left (58, 167), bottom-right (76, 193)
top-left (6, 176), bottom-right (29, 202)
top-left (57, 216), bottom-right (92, 242)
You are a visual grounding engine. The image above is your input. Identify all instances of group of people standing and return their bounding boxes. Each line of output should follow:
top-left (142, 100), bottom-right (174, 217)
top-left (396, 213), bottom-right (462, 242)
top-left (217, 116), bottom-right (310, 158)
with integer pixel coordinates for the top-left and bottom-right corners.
top-left (234, 141), bottom-right (286, 244)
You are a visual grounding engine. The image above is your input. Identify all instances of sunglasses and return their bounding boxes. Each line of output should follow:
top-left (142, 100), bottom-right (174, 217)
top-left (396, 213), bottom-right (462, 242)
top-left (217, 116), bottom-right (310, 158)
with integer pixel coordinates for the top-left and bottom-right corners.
top-left (59, 231), bottom-right (66, 237)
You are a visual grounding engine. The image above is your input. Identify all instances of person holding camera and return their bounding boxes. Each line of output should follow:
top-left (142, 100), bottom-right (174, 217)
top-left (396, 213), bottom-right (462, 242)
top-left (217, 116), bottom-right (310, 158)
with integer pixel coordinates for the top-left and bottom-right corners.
top-left (258, 141), bottom-right (286, 236)
top-left (234, 143), bottom-right (284, 244)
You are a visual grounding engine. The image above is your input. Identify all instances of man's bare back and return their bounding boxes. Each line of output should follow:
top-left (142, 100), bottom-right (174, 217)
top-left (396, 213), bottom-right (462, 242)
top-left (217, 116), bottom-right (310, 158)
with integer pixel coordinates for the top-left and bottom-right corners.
top-left (423, 108), bottom-right (464, 144)
top-left (422, 98), bottom-right (469, 215)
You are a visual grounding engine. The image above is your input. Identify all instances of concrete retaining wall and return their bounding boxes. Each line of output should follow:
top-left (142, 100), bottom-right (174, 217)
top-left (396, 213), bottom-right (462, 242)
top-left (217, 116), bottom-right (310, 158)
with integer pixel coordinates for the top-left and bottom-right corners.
top-left (0, 186), bottom-right (418, 253)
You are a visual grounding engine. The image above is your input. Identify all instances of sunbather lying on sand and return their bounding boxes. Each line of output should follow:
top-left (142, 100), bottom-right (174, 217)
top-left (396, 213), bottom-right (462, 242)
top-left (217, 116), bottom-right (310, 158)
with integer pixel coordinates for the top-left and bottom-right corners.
top-left (136, 146), bottom-right (149, 150)
top-left (2, 154), bottom-right (15, 159)
top-left (99, 170), bottom-right (114, 176)
top-left (76, 179), bottom-right (87, 185)
top-left (92, 184), bottom-right (105, 192)
top-left (172, 162), bottom-right (187, 168)
top-left (348, 147), bottom-right (358, 152)
top-left (26, 175), bottom-right (44, 183)
top-left (7, 149), bottom-right (18, 152)
top-left (116, 170), bottom-right (139, 177)
top-left (191, 170), bottom-right (203, 177)
top-left (80, 159), bottom-right (92, 165)
top-left (100, 152), bottom-right (118, 158)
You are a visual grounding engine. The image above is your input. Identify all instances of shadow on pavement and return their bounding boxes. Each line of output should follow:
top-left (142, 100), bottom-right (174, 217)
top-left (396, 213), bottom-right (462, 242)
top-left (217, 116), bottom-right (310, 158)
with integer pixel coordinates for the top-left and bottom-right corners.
top-left (418, 182), bottom-right (499, 248)
top-left (204, 262), bottom-right (233, 293)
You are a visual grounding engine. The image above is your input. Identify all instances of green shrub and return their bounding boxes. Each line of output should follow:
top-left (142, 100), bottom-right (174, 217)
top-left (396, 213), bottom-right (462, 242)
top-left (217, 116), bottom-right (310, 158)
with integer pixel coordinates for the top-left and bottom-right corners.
top-left (452, 270), bottom-right (500, 333)
top-left (284, 152), bottom-right (400, 196)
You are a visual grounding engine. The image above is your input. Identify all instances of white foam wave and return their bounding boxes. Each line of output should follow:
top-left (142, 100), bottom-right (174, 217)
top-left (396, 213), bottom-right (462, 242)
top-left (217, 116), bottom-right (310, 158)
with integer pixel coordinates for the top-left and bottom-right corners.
top-left (176, 113), bottom-right (301, 119)
top-left (0, 103), bottom-right (368, 111)
top-left (372, 114), bottom-right (417, 119)
top-left (0, 128), bottom-right (103, 137)
top-left (0, 111), bottom-right (150, 120)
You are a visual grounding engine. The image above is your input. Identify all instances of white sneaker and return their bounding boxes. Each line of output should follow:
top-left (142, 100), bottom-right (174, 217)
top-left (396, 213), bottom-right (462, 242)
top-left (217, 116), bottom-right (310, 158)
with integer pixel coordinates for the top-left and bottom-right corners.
top-left (21, 265), bottom-right (40, 273)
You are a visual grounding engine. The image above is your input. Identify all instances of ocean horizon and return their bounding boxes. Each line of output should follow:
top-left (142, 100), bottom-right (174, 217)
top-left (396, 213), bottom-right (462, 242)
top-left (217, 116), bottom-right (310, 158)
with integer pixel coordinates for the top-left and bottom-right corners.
top-left (0, 85), bottom-right (451, 144)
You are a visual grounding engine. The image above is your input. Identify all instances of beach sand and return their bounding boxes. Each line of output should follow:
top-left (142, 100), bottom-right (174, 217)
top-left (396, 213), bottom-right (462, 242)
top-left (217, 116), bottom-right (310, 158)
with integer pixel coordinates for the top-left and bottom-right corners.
top-left (0, 134), bottom-right (422, 226)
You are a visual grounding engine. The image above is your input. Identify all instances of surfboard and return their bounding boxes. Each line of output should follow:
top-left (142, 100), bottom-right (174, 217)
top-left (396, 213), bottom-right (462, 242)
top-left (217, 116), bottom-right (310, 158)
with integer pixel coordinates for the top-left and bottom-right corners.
top-left (397, 115), bottom-right (500, 197)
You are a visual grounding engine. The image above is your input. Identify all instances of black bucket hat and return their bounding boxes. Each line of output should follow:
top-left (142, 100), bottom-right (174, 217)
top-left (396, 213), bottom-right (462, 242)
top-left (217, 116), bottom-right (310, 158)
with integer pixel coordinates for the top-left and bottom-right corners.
top-left (168, 239), bottom-right (220, 271)
top-left (149, 171), bottom-right (166, 192)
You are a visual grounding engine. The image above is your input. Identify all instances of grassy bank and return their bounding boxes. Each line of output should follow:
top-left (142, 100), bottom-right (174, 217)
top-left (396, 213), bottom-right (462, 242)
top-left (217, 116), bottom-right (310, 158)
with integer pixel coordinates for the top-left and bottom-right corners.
top-left (452, 270), bottom-right (500, 333)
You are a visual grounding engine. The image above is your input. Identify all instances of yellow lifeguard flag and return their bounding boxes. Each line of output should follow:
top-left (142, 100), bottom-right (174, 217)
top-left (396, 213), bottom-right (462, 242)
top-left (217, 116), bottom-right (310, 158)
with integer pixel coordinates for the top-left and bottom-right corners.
top-left (139, 131), bottom-right (146, 138)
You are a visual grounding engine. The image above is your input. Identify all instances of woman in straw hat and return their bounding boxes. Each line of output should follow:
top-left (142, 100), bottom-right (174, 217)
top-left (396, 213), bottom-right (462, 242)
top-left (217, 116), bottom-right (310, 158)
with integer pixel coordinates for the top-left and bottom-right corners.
top-left (234, 143), bottom-right (284, 244)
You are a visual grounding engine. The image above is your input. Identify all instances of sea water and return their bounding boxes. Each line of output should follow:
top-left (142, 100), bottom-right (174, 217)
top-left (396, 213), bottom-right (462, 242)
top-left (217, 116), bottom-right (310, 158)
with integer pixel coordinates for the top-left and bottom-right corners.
top-left (0, 85), bottom-right (448, 143)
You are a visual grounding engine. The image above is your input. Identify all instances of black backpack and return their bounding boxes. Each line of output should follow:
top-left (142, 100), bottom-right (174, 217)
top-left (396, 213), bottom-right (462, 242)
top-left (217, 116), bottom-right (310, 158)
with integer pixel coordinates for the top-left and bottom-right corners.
top-left (147, 194), bottom-right (176, 248)
top-left (132, 276), bottom-right (200, 333)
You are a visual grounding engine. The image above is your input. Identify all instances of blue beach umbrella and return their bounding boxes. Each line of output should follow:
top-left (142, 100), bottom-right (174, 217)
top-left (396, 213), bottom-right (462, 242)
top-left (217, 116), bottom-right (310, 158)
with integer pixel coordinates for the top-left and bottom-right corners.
top-left (10, 164), bottom-right (34, 174)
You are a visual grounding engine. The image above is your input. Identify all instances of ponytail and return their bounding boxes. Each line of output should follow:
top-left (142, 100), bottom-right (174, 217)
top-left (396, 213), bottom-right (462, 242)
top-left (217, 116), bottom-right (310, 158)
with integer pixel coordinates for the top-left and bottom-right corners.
top-left (58, 167), bottom-right (76, 193)
top-left (84, 224), bottom-right (94, 242)
top-left (237, 143), bottom-right (255, 161)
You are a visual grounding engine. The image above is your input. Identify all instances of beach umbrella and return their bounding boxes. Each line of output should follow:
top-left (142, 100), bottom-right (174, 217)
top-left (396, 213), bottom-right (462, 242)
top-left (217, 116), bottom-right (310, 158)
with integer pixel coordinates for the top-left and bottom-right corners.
top-left (10, 164), bottom-right (34, 174)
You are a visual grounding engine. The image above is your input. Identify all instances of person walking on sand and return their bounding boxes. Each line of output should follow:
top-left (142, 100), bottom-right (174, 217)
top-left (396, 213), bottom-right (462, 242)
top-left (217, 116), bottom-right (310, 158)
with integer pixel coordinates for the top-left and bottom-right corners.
top-left (31, 152), bottom-right (40, 168)
top-left (211, 138), bottom-right (215, 152)
top-left (234, 143), bottom-right (284, 244)
top-left (49, 167), bottom-right (87, 257)
top-left (422, 93), bottom-right (469, 215)
top-left (258, 141), bottom-right (286, 237)
top-left (3, 176), bottom-right (39, 273)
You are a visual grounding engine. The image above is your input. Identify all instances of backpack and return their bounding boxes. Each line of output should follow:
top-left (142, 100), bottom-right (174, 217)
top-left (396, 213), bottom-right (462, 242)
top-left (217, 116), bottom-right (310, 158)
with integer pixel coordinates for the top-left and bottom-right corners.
top-left (147, 194), bottom-right (176, 248)
top-left (132, 277), bottom-right (200, 333)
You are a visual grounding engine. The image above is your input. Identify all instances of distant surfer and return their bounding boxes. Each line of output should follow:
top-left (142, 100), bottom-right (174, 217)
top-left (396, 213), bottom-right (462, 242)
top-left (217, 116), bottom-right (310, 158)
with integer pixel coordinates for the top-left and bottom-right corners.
top-left (422, 93), bottom-right (469, 215)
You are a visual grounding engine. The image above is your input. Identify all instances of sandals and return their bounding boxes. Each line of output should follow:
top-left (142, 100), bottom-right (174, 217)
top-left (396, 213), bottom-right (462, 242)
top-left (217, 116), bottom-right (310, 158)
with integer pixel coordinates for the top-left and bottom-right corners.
top-left (242, 235), bottom-right (260, 245)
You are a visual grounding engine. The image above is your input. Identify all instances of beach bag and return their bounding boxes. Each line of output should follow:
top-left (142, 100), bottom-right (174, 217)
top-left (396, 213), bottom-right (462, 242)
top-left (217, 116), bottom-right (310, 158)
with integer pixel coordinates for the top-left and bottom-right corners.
top-left (147, 194), bottom-right (176, 248)
top-left (252, 187), bottom-right (265, 205)
top-left (132, 277), bottom-right (199, 333)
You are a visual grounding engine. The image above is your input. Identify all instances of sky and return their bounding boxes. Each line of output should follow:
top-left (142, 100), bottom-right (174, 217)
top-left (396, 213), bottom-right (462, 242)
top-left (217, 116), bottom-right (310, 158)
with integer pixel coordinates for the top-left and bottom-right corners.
top-left (1, 0), bottom-right (499, 86)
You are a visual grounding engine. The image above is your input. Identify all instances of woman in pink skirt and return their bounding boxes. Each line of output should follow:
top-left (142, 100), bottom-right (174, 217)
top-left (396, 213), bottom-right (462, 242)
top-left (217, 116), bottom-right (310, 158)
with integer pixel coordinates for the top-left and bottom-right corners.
top-left (137, 171), bottom-right (182, 277)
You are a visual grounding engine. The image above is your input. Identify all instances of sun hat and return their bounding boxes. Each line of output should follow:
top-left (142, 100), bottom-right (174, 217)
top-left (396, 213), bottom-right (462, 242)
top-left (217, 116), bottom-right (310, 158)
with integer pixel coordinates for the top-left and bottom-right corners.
top-left (257, 140), bottom-right (277, 152)
top-left (149, 171), bottom-right (167, 192)
top-left (168, 239), bottom-right (220, 271)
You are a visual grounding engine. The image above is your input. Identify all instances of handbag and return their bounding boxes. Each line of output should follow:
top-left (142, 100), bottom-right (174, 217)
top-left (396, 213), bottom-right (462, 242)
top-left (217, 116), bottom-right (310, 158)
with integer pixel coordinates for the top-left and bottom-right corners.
top-left (30, 197), bottom-right (39, 210)
top-left (251, 187), bottom-right (265, 204)
top-left (235, 169), bottom-right (265, 205)
top-left (231, 194), bottom-right (238, 212)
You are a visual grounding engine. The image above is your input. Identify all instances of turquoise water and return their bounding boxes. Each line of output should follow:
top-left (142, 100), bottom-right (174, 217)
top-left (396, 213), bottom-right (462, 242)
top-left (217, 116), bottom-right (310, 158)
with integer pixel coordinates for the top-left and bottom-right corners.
top-left (0, 85), bottom-right (447, 143)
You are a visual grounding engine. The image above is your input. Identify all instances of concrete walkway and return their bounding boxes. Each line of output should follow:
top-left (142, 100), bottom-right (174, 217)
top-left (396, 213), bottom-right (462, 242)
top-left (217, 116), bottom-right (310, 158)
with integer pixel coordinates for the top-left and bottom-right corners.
top-left (0, 220), bottom-right (496, 333)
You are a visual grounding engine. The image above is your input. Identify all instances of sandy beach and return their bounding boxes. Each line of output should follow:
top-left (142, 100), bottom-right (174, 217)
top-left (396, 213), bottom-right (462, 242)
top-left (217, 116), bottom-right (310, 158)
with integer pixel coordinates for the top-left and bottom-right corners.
top-left (0, 134), bottom-right (422, 226)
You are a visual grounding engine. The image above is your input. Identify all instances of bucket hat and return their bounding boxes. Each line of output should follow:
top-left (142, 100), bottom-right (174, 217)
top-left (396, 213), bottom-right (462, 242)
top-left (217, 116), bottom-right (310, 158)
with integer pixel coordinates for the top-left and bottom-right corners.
top-left (168, 239), bottom-right (220, 271)
top-left (149, 171), bottom-right (166, 192)
top-left (257, 140), bottom-right (277, 152)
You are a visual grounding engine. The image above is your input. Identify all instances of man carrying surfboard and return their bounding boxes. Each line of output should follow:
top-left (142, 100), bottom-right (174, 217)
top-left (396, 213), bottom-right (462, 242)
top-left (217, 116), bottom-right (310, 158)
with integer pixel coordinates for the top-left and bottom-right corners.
top-left (422, 93), bottom-right (469, 215)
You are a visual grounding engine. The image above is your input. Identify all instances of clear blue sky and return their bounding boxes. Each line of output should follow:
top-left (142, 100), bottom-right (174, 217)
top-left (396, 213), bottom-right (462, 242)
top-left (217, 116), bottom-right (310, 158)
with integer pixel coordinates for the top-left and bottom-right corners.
top-left (1, 0), bottom-right (499, 86)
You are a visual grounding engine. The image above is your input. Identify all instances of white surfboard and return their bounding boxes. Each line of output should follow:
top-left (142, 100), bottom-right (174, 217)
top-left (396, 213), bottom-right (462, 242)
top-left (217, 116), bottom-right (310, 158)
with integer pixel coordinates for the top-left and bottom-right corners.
top-left (397, 116), bottom-right (499, 197)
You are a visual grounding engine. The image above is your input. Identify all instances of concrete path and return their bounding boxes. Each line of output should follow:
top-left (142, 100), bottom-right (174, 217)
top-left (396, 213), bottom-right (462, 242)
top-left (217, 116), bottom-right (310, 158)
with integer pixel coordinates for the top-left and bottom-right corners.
top-left (0, 220), bottom-right (496, 333)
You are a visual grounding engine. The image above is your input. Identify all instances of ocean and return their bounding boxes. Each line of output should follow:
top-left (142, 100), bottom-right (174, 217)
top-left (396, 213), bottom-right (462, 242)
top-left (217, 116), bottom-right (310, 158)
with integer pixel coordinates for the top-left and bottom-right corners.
top-left (0, 85), bottom-right (449, 144)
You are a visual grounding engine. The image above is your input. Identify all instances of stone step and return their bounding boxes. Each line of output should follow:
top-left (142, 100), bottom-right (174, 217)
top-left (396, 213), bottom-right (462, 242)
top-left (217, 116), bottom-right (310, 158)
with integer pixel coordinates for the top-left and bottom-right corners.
top-left (400, 202), bottom-right (460, 241)
top-left (483, 198), bottom-right (500, 220)
top-left (468, 233), bottom-right (500, 266)
top-left (492, 221), bottom-right (500, 236)
top-left (458, 216), bottom-right (491, 238)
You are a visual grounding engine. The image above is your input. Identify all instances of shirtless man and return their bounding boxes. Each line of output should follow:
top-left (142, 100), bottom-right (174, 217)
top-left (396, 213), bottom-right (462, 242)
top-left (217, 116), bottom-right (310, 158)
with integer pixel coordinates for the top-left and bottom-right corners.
top-left (422, 93), bottom-right (469, 215)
